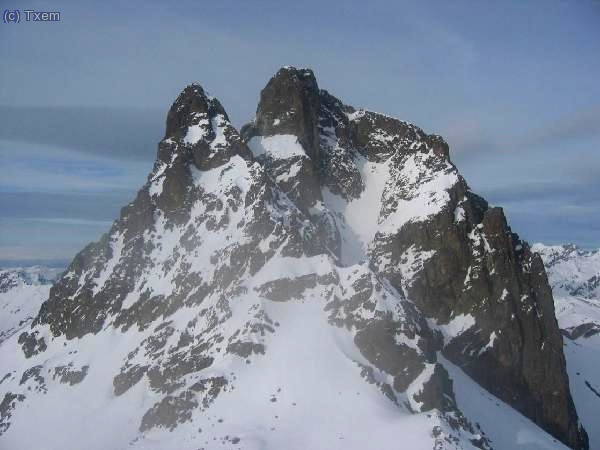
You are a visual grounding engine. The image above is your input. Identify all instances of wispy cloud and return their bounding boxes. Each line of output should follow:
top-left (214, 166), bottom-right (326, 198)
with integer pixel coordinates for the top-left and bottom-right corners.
top-left (0, 139), bottom-right (151, 193)
top-left (0, 216), bottom-right (112, 261)
top-left (520, 107), bottom-right (600, 148)
top-left (445, 105), bottom-right (600, 156)
top-left (0, 191), bottom-right (132, 221)
top-left (478, 179), bottom-right (600, 205)
top-left (20, 218), bottom-right (113, 227)
top-left (0, 106), bottom-right (162, 162)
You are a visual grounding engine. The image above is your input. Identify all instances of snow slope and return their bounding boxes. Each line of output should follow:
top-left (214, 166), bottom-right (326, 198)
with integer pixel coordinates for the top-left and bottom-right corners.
top-left (0, 266), bottom-right (62, 344)
top-left (0, 259), bottom-right (487, 450)
top-left (443, 357), bottom-right (570, 450)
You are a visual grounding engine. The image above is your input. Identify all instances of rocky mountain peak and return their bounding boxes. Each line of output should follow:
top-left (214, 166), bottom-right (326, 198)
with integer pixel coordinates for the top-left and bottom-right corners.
top-left (165, 84), bottom-right (223, 138)
top-left (0, 68), bottom-right (591, 450)
top-left (160, 83), bottom-right (251, 171)
top-left (250, 66), bottom-right (321, 162)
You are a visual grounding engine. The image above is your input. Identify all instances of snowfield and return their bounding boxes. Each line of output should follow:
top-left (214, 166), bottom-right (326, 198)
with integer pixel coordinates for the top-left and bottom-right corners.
top-left (0, 266), bottom-right (62, 344)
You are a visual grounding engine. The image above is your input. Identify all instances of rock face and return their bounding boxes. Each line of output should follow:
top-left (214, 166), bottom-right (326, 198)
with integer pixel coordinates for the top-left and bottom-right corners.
top-left (534, 243), bottom-right (600, 449)
top-left (0, 67), bottom-right (589, 450)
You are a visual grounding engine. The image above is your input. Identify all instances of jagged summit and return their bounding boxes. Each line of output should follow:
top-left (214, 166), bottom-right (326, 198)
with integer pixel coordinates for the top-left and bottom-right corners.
top-left (165, 83), bottom-right (220, 137)
top-left (252, 66), bottom-right (321, 161)
top-left (160, 83), bottom-right (251, 171)
top-left (0, 68), bottom-right (589, 450)
top-left (241, 67), bottom-right (457, 261)
top-left (244, 66), bottom-right (451, 164)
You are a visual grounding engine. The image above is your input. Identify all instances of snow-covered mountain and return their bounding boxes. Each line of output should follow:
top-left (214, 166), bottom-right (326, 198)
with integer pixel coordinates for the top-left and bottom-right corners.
top-left (533, 244), bottom-right (600, 448)
top-left (0, 266), bottom-right (63, 345)
top-left (532, 244), bottom-right (600, 327)
top-left (0, 68), bottom-right (591, 450)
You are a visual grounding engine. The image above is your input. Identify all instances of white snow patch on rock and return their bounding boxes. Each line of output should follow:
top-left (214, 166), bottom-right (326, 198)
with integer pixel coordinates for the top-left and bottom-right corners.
top-left (247, 135), bottom-right (306, 159)
top-left (183, 118), bottom-right (210, 145)
top-left (430, 314), bottom-right (476, 345)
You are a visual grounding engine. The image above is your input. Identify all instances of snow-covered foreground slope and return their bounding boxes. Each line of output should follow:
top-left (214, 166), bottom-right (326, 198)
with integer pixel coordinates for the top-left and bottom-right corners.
top-left (533, 244), bottom-right (600, 449)
top-left (0, 266), bottom-right (62, 344)
top-left (444, 358), bottom-right (571, 450)
top-left (0, 68), bottom-right (590, 450)
top-left (563, 336), bottom-right (600, 450)
top-left (0, 284), bottom-right (486, 450)
top-left (0, 264), bottom-right (564, 450)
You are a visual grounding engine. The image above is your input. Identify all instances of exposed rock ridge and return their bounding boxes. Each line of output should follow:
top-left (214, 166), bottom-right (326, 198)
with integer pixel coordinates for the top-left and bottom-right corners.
top-left (241, 66), bottom-right (588, 449)
top-left (0, 67), bottom-right (588, 450)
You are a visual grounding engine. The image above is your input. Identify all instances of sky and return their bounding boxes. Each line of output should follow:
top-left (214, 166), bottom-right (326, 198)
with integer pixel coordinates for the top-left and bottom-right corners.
top-left (0, 0), bottom-right (599, 263)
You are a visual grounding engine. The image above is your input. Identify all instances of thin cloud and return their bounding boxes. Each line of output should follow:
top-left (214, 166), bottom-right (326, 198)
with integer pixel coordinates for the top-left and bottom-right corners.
top-left (0, 191), bottom-right (132, 222)
top-left (520, 106), bottom-right (600, 148)
top-left (446, 105), bottom-right (600, 157)
top-left (20, 218), bottom-right (113, 227)
top-left (0, 139), bottom-right (150, 193)
top-left (0, 106), bottom-right (162, 162)
top-left (478, 180), bottom-right (600, 204)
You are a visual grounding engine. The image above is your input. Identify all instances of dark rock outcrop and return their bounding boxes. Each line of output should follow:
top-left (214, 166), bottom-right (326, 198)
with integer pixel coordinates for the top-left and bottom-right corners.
top-left (239, 67), bottom-right (588, 449)
top-left (249, 66), bottom-right (321, 162)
